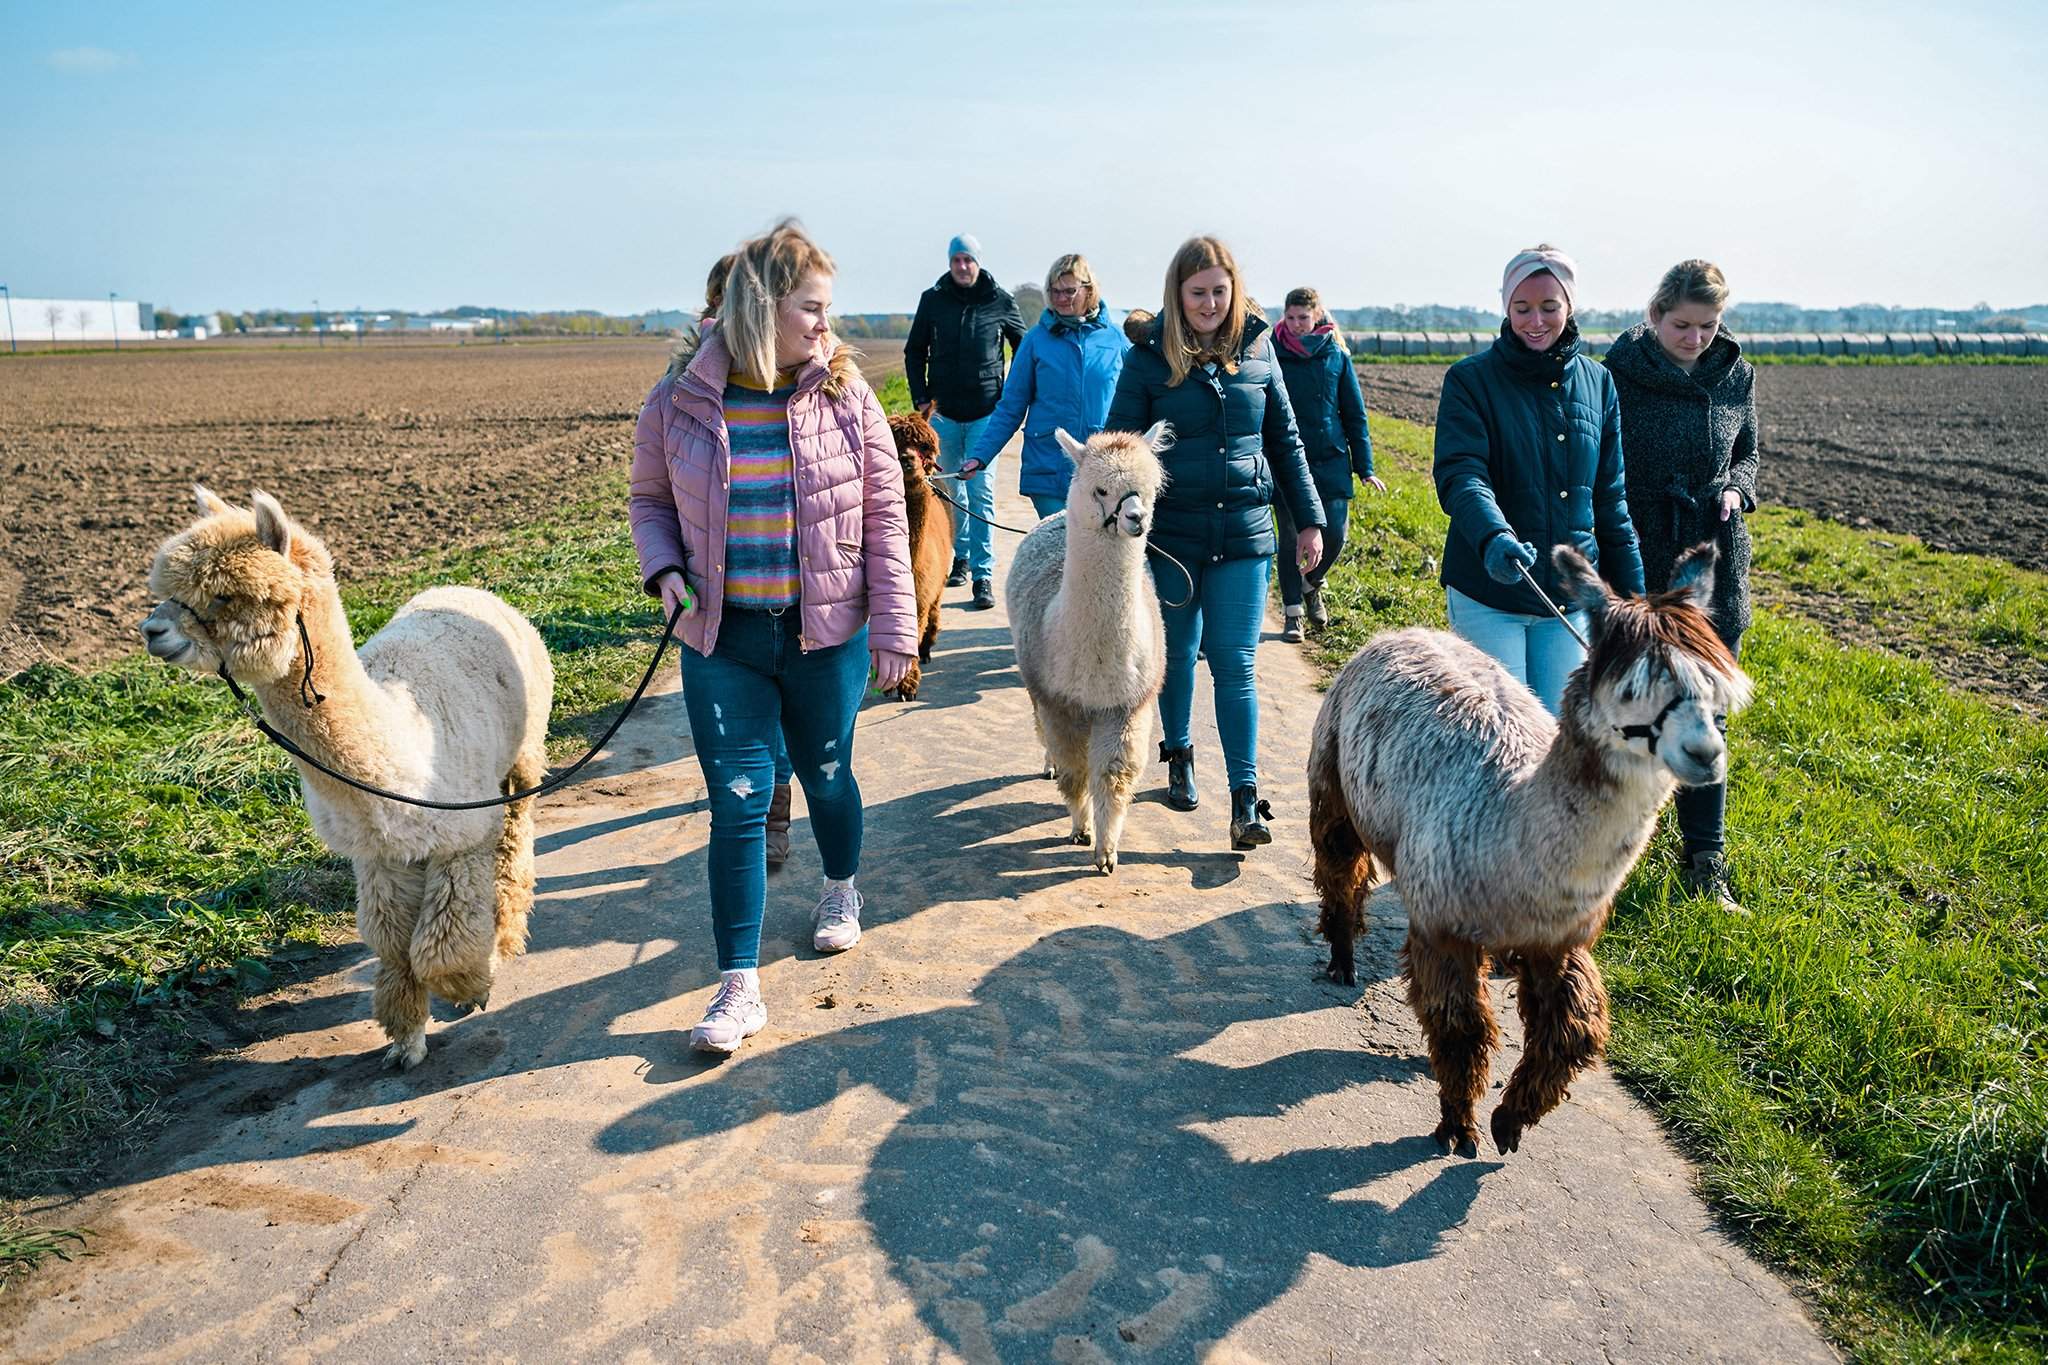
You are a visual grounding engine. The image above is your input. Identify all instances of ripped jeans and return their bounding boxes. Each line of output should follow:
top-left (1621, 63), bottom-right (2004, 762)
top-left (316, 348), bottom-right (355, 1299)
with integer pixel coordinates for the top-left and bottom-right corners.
top-left (678, 609), bottom-right (868, 971)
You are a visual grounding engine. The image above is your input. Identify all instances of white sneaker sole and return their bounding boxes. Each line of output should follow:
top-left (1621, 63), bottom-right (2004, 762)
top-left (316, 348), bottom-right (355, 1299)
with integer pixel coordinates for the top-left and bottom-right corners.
top-left (689, 1012), bottom-right (764, 1054)
top-left (813, 927), bottom-right (861, 954)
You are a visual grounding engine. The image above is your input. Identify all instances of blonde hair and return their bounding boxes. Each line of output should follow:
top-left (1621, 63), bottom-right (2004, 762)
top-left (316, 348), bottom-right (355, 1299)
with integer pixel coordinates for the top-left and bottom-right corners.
top-left (1649, 259), bottom-right (1729, 320)
top-left (1044, 253), bottom-right (1098, 314)
top-left (720, 219), bottom-right (836, 384)
top-left (1160, 236), bottom-right (1251, 386)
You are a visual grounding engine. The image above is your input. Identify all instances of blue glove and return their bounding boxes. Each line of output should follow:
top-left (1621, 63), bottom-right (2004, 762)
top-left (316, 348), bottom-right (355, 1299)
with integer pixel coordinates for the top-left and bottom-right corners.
top-left (1484, 534), bottom-right (1539, 585)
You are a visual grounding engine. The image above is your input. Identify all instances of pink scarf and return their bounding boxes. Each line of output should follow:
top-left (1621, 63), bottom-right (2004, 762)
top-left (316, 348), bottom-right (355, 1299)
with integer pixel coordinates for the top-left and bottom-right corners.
top-left (1274, 319), bottom-right (1334, 358)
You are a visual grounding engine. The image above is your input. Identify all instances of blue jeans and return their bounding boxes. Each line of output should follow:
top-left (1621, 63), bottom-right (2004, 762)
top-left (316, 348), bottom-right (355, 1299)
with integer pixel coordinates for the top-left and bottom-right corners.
top-left (1275, 495), bottom-right (1349, 608)
top-left (1029, 493), bottom-right (1067, 521)
top-left (1158, 554), bottom-right (1270, 790)
top-left (934, 413), bottom-right (995, 581)
top-left (678, 610), bottom-right (869, 971)
top-left (1445, 585), bottom-right (1587, 716)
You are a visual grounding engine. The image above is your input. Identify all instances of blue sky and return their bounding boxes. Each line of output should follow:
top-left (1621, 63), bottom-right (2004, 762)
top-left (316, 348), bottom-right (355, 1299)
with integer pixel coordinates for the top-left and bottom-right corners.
top-left (5, 0), bottom-right (2042, 316)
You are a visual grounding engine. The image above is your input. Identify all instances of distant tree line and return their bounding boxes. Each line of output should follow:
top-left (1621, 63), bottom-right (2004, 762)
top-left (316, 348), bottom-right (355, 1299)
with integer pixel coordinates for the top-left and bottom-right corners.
top-left (1331, 301), bottom-right (2043, 334)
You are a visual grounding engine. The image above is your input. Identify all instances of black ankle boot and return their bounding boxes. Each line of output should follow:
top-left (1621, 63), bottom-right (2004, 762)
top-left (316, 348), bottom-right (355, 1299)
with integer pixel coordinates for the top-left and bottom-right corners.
top-left (1159, 742), bottom-right (1198, 811)
top-left (1229, 784), bottom-right (1273, 850)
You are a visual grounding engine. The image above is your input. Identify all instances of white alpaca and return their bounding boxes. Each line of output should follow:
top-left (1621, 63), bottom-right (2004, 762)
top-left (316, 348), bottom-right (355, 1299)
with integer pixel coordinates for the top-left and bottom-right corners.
top-left (1307, 544), bottom-right (1752, 1154)
top-left (1005, 424), bottom-right (1171, 874)
top-left (141, 487), bottom-right (553, 1070)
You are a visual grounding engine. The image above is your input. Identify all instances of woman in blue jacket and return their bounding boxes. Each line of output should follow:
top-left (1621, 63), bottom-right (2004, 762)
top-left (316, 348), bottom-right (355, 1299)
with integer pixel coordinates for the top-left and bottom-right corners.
top-left (1431, 244), bottom-right (1645, 714)
top-left (1272, 285), bottom-right (1384, 642)
top-left (962, 253), bottom-right (1130, 519)
top-left (1106, 236), bottom-right (1325, 850)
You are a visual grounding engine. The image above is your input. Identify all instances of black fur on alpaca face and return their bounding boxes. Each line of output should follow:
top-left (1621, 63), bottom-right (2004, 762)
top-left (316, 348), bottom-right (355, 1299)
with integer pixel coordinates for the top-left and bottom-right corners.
top-left (1553, 542), bottom-right (1753, 787)
top-left (1056, 423), bottom-right (1171, 540)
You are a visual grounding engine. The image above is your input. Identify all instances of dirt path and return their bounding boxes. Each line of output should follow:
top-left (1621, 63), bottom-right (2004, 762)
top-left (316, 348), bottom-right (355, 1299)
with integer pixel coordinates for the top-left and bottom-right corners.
top-left (2, 483), bottom-right (1832, 1362)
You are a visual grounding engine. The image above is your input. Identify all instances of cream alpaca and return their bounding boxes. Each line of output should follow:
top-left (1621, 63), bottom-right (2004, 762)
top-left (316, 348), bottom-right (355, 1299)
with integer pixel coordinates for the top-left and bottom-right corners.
top-left (1005, 425), bottom-right (1171, 874)
top-left (1308, 544), bottom-right (1752, 1154)
top-left (141, 487), bottom-right (553, 1070)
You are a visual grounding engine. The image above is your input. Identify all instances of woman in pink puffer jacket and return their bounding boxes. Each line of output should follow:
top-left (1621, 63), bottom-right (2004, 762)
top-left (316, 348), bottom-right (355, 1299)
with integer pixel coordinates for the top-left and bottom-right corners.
top-left (629, 220), bottom-right (917, 1056)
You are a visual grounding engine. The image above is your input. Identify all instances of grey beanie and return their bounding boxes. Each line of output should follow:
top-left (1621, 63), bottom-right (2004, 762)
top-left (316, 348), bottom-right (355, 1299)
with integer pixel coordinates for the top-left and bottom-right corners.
top-left (948, 233), bottom-right (982, 263)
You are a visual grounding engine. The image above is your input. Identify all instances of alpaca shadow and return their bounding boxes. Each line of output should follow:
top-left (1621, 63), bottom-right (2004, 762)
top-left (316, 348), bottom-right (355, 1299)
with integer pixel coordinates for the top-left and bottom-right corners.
top-left (595, 907), bottom-right (1480, 1358)
top-left (885, 624), bottom-right (1026, 714)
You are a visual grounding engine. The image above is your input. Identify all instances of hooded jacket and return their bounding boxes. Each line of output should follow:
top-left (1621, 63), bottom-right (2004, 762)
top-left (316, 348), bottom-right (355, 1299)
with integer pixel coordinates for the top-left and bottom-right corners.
top-left (628, 326), bottom-right (918, 658)
top-left (1433, 322), bottom-right (1646, 613)
top-left (968, 303), bottom-right (1132, 498)
top-left (1273, 326), bottom-right (1375, 503)
top-left (1105, 313), bottom-right (1325, 565)
top-left (903, 270), bottom-right (1027, 422)
top-left (1603, 322), bottom-right (1758, 638)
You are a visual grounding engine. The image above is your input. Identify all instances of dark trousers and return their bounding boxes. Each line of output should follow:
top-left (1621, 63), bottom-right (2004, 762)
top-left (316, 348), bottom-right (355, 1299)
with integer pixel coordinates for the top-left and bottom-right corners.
top-left (1674, 633), bottom-right (1743, 858)
top-left (1275, 495), bottom-right (1350, 608)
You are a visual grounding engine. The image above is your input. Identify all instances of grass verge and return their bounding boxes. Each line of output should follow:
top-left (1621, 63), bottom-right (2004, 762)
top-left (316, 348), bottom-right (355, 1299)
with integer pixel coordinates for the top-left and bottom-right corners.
top-left (1, 471), bottom-right (657, 1198)
top-left (1311, 413), bottom-right (2048, 1358)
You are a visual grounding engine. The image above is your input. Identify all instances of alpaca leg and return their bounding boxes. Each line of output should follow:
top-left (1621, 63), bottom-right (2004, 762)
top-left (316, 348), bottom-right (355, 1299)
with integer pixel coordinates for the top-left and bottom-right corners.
top-left (1045, 713), bottom-right (1092, 844)
top-left (1087, 709), bottom-right (1146, 874)
top-left (357, 859), bottom-right (429, 1070)
top-left (1491, 945), bottom-right (1611, 1154)
top-left (493, 748), bottom-right (543, 961)
top-left (1403, 929), bottom-right (1497, 1156)
top-left (1308, 733), bottom-right (1373, 986)
top-left (919, 600), bottom-right (941, 663)
top-left (412, 849), bottom-right (499, 1014)
top-left (896, 658), bottom-right (922, 702)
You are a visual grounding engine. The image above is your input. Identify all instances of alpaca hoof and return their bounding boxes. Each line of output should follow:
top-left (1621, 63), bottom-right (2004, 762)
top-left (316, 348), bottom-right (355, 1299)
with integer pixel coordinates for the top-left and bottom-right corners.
top-left (1326, 949), bottom-right (1357, 987)
top-left (1095, 851), bottom-right (1117, 875)
top-left (452, 992), bottom-right (489, 1017)
top-left (1490, 1109), bottom-right (1526, 1155)
top-left (1431, 1120), bottom-right (1480, 1158)
top-left (896, 681), bottom-right (919, 702)
top-left (384, 1036), bottom-right (427, 1071)
top-left (1069, 831), bottom-right (1091, 846)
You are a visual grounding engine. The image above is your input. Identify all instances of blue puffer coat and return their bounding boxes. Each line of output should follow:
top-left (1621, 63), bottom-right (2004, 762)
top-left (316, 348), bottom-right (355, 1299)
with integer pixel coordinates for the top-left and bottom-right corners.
top-left (1274, 328), bottom-right (1374, 504)
top-left (1106, 314), bottom-right (1324, 566)
top-left (968, 303), bottom-right (1132, 499)
top-left (1433, 322), bottom-right (1646, 613)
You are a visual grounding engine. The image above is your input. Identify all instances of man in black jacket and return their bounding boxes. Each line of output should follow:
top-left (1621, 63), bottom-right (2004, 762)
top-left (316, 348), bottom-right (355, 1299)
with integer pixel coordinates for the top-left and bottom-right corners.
top-left (904, 234), bottom-right (1025, 609)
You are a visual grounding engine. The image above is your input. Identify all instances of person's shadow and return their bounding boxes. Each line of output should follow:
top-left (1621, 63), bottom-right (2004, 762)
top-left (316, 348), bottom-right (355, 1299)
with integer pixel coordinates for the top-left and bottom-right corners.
top-left (594, 905), bottom-right (1495, 1359)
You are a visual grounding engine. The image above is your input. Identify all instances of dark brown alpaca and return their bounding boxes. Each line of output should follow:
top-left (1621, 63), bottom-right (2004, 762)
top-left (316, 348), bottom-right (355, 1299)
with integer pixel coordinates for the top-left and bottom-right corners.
top-left (888, 411), bottom-right (953, 701)
top-left (1306, 545), bottom-right (1752, 1155)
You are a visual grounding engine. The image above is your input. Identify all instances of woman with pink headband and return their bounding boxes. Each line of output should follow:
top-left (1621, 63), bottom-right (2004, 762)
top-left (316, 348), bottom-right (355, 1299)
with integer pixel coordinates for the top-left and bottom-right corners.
top-left (1430, 244), bottom-right (1645, 713)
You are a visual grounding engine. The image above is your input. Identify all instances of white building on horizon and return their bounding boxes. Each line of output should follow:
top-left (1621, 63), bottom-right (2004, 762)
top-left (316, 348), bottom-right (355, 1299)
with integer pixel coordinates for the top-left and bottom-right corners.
top-left (0, 297), bottom-right (154, 344)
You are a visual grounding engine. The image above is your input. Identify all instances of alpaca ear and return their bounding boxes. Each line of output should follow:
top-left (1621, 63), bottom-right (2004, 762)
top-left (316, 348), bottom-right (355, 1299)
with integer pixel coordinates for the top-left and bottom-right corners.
top-left (1140, 420), bottom-right (1174, 454)
top-left (1550, 544), bottom-right (1612, 619)
top-left (193, 484), bottom-right (231, 517)
top-left (1055, 428), bottom-right (1088, 461)
top-left (1669, 542), bottom-right (1719, 609)
top-left (250, 489), bottom-right (292, 556)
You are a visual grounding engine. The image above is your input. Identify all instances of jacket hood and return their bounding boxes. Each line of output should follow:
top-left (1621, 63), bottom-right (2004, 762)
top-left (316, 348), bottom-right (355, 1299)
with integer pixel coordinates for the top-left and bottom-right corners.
top-left (1041, 298), bottom-right (1113, 334)
top-left (668, 320), bottom-right (861, 402)
top-left (935, 269), bottom-right (1000, 304)
top-left (1605, 321), bottom-right (1743, 393)
top-left (1275, 323), bottom-right (1335, 359)
top-left (1128, 309), bottom-right (1271, 361)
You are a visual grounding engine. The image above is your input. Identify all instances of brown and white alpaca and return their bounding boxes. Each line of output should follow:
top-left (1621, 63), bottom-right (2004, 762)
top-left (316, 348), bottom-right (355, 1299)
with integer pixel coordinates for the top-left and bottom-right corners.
top-left (140, 487), bottom-right (553, 1070)
top-left (1005, 424), bottom-right (1171, 873)
top-left (1307, 543), bottom-right (1751, 1154)
top-left (888, 411), bottom-right (954, 701)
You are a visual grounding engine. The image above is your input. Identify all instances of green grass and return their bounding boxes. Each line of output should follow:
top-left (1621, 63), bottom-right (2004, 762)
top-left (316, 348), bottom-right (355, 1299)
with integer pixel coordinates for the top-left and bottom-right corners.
top-left (1312, 413), bottom-right (2048, 1358)
top-left (0, 1215), bottom-right (88, 1288)
top-left (1, 472), bottom-right (657, 1194)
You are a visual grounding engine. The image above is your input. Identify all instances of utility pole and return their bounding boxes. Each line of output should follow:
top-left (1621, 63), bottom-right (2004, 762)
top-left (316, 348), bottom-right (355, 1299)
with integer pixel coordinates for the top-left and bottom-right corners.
top-left (110, 291), bottom-right (120, 351)
top-left (1, 284), bottom-right (14, 354)
top-left (315, 298), bottom-right (322, 347)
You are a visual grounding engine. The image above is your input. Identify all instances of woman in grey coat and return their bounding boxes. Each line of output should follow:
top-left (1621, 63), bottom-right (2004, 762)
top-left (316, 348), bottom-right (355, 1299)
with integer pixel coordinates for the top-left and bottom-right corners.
top-left (1604, 259), bottom-right (1759, 912)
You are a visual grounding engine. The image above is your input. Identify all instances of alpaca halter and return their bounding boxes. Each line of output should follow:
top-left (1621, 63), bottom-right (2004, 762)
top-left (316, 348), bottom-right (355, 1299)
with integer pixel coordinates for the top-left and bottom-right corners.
top-left (195, 598), bottom-right (690, 812)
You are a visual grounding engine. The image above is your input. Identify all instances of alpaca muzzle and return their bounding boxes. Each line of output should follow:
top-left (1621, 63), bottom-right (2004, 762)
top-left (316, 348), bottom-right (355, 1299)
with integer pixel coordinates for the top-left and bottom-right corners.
top-left (140, 602), bottom-right (194, 661)
top-left (1105, 491), bottom-right (1147, 537)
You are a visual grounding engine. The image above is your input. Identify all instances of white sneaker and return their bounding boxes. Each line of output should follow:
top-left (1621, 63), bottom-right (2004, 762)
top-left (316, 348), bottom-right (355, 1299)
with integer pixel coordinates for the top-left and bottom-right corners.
top-left (689, 971), bottom-right (766, 1054)
top-left (812, 881), bottom-right (864, 953)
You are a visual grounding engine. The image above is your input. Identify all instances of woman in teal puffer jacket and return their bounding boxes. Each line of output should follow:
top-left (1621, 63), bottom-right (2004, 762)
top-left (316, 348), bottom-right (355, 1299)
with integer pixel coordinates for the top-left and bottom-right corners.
top-left (963, 253), bottom-right (1130, 519)
top-left (1105, 236), bottom-right (1325, 850)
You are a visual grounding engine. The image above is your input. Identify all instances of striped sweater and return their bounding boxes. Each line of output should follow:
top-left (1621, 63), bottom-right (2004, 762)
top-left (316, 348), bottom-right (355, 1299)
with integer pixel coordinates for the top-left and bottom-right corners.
top-left (721, 374), bottom-right (802, 609)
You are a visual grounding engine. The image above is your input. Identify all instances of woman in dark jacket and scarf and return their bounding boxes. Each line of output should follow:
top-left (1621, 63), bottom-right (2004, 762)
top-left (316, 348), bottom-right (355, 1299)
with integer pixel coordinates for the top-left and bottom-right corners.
top-left (1605, 259), bottom-right (1758, 911)
top-left (1272, 286), bottom-right (1384, 641)
top-left (1106, 236), bottom-right (1325, 849)
top-left (1432, 244), bottom-right (1645, 714)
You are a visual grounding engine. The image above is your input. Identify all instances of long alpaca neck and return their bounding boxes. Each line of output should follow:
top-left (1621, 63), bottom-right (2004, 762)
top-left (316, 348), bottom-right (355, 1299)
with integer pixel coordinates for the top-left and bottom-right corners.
top-left (1045, 523), bottom-right (1156, 708)
top-left (1504, 707), bottom-right (1676, 937)
top-left (246, 581), bottom-right (402, 803)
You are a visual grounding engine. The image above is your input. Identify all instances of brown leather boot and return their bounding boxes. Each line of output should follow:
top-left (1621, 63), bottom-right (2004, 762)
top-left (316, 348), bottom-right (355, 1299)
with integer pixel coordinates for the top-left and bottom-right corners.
top-left (765, 783), bottom-right (792, 869)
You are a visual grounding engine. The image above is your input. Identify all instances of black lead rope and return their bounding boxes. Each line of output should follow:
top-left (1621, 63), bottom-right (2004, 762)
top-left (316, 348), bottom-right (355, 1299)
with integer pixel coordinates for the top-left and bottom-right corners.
top-left (926, 484), bottom-right (1196, 610)
top-left (213, 599), bottom-right (687, 812)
